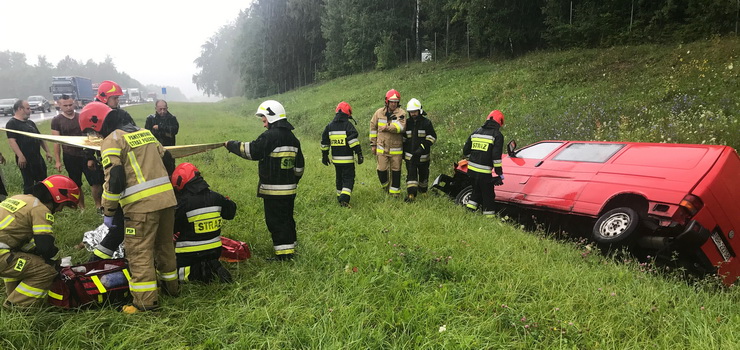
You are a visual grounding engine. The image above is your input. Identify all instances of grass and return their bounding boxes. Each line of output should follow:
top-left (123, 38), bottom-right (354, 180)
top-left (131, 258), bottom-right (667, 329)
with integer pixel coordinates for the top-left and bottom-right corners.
top-left (0, 37), bottom-right (738, 349)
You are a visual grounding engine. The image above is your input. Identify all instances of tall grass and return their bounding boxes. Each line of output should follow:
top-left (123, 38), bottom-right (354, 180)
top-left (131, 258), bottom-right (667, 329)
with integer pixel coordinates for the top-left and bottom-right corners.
top-left (0, 38), bottom-right (738, 349)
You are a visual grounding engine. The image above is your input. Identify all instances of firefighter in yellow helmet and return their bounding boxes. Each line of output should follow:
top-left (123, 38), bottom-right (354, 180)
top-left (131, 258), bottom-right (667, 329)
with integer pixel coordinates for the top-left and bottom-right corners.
top-left (79, 101), bottom-right (178, 313)
top-left (369, 89), bottom-right (406, 195)
top-left (0, 175), bottom-right (80, 308)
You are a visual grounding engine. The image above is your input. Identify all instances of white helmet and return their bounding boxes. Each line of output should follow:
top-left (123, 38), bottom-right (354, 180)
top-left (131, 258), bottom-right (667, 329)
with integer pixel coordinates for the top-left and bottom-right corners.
top-left (255, 100), bottom-right (286, 124)
top-left (406, 98), bottom-right (423, 114)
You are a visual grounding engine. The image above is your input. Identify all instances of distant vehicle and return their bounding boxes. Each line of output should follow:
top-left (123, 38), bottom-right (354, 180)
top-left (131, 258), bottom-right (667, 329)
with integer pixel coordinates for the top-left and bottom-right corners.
top-left (147, 92), bottom-right (157, 101)
top-left (27, 95), bottom-right (51, 113)
top-left (128, 88), bottom-right (141, 103)
top-left (120, 89), bottom-right (130, 105)
top-left (145, 97), bottom-right (154, 103)
top-left (49, 76), bottom-right (95, 108)
top-left (0, 98), bottom-right (17, 116)
top-left (434, 140), bottom-right (740, 285)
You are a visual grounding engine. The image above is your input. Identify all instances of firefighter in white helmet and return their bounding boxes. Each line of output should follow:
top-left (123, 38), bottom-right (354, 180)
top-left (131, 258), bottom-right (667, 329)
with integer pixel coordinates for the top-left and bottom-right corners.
top-left (403, 98), bottom-right (437, 202)
top-left (225, 100), bottom-right (304, 261)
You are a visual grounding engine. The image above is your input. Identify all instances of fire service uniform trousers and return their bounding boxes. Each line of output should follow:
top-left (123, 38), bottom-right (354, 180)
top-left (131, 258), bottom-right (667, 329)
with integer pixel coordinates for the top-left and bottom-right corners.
top-left (335, 164), bottom-right (355, 204)
top-left (0, 251), bottom-right (57, 307)
top-left (467, 173), bottom-right (497, 217)
top-left (405, 160), bottom-right (430, 198)
top-left (263, 196), bottom-right (297, 257)
top-left (123, 207), bottom-right (178, 310)
top-left (376, 153), bottom-right (403, 195)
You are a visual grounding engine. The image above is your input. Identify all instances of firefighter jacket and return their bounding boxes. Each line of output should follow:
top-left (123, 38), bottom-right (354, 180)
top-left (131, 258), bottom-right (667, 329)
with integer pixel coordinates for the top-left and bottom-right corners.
top-left (226, 119), bottom-right (305, 198)
top-left (462, 120), bottom-right (504, 176)
top-left (321, 112), bottom-right (362, 164)
top-left (145, 112), bottom-right (179, 146)
top-left (403, 114), bottom-right (437, 163)
top-left (174, 177), bottom-right (236, 260)
top-left (0, 195), bottom-right (57, 261)
top-left (369, 107), bottom-right (406, 156)
top-left (100, 127), bottom-right (177, 216)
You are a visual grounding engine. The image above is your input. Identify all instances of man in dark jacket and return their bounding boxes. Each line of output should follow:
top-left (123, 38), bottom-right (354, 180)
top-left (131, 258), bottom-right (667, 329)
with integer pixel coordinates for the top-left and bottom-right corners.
top-left (171, 162), bottom-right (236, 283)
top-left (145, 100), bottom-right (179, 146)
top-left (403, 98), bottom-right (437, 202)
top-left (462, 110), bottom-right (505, 217)
top-left (225, 100), bottom-right (304, 261)
top-left (321, 101), bottom-right (363, 207)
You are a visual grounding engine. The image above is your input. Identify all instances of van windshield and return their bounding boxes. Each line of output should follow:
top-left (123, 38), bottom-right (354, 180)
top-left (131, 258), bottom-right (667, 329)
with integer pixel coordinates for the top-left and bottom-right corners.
top-left (515, 142), bottom-right (563, 159)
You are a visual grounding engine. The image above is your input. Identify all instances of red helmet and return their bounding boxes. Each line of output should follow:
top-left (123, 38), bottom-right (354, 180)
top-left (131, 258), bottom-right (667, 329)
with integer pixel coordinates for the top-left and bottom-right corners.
top-left (171, 162), bottom-right (200, 191)
top-left (42, 175), bottom-right (81, 207)
top-left (96, 80), bottom-right (123, 103)
top-left (385, 89), bottom-right (401, 104)
top-left (487, 110), bottom-right (505, 126)
top-left (336, 101), bottom-right (352, 116)
top-left (79, 102), bottom-right (112, 132)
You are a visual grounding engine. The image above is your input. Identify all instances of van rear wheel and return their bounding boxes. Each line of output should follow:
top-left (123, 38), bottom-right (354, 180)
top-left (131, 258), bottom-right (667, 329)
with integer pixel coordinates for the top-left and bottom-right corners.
top-left (592, 207), bottom-right (640, 246)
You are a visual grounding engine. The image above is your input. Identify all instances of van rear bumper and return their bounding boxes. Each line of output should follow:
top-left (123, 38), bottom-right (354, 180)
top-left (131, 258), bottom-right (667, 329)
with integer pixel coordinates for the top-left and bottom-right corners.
top-left (673, 220), bottom-right (711, 250)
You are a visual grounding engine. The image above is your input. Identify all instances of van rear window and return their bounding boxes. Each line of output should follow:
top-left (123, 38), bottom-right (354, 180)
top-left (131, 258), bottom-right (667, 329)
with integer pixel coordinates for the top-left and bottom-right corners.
top-left (553, 143), bottom-right (625, 163)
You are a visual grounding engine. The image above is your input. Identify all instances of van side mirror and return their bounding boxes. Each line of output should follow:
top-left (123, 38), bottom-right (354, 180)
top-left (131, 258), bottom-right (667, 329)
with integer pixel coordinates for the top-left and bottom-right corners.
top-left (507, 140), bottom-right (517, 157)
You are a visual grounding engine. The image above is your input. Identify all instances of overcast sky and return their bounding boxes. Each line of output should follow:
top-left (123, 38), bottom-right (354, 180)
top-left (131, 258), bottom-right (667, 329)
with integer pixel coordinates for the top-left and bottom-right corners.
top-left (0, 1), bottom-right (249, 99)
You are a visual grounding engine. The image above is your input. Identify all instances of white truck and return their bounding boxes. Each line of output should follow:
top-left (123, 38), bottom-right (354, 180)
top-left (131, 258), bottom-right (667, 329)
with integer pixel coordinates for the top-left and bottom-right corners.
top-left (128, 88), bottom-right (141, 103)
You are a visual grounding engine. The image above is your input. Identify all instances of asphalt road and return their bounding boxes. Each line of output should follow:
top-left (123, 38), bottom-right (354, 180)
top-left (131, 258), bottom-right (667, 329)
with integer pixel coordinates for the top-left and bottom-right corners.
top-left (0, 110), bottom-right (58, 127)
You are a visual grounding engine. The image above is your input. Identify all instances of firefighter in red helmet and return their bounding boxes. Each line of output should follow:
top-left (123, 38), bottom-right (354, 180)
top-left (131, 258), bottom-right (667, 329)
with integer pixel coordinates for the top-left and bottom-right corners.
top-left (0, 175), bottom-right (80, 308)
top-left (321, 101), bottom-right (364, 207)
top-left (369, 89), bottom-right (406, 196)
top-left (79, 101), bottom-right (178, 313)
top-left (462, 110), bottom-right (505, 217)
top-left (171, 162), bottom-right (236, 283)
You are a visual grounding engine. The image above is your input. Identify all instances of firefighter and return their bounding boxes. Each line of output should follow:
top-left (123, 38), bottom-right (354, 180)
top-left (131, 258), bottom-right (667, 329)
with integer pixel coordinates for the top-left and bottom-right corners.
top-left (225, 100), bottom-right (304, 261)
top-left (403, 98), bottom-right (437, 202)
top-left (88, 80), bottom-right (133, 260)
top-left (462, 110), bottom-right (505, 217)
top-left (321, 101), bottom-right (364, 207)
top-left (369, 89), bottom-right (406, 196)
top-left (171, 162), bottom-right (236, 283)
top-left (0, 175), bottom-right (80, 308)
top-left (79, 101), bottom-right (178, 314)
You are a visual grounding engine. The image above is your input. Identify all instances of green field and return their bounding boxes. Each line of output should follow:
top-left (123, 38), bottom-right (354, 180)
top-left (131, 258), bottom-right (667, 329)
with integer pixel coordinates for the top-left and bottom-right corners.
top-left (0, 38), bottom-right (738, 349)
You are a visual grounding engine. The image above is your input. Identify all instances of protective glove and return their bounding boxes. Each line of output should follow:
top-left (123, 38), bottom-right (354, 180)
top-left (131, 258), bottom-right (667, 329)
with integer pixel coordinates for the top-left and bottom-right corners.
top-left (103, 215), bottom-right (117, 229)
top-left (321, 153), bottom-right (330, 166)
top-left (356, 153), bottom-right (364, 165)
top-left (492, 176), bottom-right (504, 186)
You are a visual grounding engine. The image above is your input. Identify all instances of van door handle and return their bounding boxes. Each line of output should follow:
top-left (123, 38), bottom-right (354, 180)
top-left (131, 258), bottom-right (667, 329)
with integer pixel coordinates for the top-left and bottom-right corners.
top-left (535, 160), bottom-right (544, 167)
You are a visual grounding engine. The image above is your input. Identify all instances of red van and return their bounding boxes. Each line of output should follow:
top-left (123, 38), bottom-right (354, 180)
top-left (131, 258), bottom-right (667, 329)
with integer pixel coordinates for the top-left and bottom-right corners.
top-left (434, 140), bottom-right (740, 285)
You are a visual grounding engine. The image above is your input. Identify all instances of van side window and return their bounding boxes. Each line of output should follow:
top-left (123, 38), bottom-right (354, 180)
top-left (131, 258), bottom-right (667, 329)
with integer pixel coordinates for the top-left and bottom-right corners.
top-left (515, 142), bottom-right (564, 159)
top-left (553, 143), bottom-right (625, 163)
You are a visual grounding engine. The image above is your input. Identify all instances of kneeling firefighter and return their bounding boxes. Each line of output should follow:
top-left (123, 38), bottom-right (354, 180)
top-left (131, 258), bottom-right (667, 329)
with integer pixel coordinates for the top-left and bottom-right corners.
top-left (79, 102), bottom-right (178, 314)
top-left (0, 175), bottom-right (80, 308)
top-left (171, 162), bottom-right (236, 283)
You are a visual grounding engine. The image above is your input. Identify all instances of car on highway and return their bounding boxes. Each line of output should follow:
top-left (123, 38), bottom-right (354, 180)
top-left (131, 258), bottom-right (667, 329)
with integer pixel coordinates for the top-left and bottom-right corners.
top-left (0, 98), bottom-right (18, 116)
top-left (434, 140), bottom-right (740, 285)
top-left (28, 95), bottom-right (51, 113)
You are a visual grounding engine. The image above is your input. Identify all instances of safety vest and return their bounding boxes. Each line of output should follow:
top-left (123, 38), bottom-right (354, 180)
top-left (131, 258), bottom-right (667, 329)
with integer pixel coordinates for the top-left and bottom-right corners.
top-left (321, 113), bottom-right (361, 164)
top-left (462, 120), bottom-right (505, 176)
top-left (100, 128), bottom-right (177, 214)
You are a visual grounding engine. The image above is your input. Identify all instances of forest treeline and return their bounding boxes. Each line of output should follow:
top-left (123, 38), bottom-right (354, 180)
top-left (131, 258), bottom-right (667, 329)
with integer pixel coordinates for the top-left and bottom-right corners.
top-left (0, 53), bottom-right (187, 102)
top-left (192, 0), bottom-right (739, 99)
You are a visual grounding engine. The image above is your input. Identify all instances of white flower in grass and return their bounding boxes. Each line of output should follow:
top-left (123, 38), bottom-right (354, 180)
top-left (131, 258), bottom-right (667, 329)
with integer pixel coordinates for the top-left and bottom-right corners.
top-left (439, 324), bottom-right (447, 333)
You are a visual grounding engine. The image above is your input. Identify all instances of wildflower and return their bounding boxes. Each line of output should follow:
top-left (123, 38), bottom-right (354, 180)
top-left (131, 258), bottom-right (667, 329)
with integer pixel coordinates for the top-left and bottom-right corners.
top-left (501, 304), bottom-right (508, 308)
top-left (521, 316), bottom-right (527, 322)
top-left (439, 325), bottom-right (447, 332)
top-left (610, 292), bottom-right (616, 296)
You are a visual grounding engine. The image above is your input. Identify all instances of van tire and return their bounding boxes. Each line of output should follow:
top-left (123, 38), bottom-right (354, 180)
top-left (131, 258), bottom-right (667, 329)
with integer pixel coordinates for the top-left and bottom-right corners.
top-left (592, 207), bottom-right (640, 245)
top-left (454, 186), bottom-right (473, 206)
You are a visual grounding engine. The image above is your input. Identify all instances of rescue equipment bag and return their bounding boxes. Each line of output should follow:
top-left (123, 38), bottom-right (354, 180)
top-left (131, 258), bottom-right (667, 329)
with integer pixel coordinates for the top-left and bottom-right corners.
top-left (220, 237), bottom-right (251, 262)
top-left (48, 259), bottom-right (131, 309)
